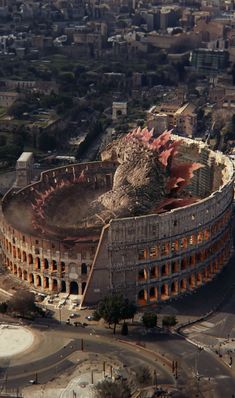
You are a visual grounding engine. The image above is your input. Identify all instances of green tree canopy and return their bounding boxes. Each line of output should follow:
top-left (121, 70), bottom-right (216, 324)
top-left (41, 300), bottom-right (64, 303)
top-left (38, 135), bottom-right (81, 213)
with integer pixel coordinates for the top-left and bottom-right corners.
top-left (95, 380), bottom-right (131, 398)
top-left (8, 290), bottom-right (37, 317)
top-left (94, 294), bottom-right (137, 334)
top-left (142, 312), bottom-right (157, 329)
top-left (162, 315), bottom-right (177, 328)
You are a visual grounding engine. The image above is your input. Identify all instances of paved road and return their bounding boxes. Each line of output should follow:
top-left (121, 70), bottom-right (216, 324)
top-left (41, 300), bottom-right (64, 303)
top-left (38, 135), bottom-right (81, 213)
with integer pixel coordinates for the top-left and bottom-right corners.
top-left (0, 331), bottom-right (173, 391)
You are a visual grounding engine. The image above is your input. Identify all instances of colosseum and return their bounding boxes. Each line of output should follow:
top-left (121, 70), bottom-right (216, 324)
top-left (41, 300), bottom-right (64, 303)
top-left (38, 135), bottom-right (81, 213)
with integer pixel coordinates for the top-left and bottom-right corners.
top-left (0, 129), bottom-right (234, 306)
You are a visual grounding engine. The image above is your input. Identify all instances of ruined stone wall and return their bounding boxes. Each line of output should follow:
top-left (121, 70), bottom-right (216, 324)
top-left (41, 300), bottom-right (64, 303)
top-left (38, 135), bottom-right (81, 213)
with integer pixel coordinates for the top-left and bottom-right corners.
top-left (0, 160), bottom-right (116, 296)
top-left (83, 143), bottom-right (234, 305)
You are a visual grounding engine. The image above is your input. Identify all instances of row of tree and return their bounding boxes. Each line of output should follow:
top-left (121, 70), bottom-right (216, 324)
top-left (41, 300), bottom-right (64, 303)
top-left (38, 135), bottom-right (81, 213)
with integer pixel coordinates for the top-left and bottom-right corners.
top-left (92, 294), bottom-right (177, 334)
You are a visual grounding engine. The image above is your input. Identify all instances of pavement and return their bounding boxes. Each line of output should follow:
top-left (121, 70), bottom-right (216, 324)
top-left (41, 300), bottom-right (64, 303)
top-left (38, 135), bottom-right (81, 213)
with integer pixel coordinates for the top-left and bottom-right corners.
top-left (0, 324), bottom-right (34, 357)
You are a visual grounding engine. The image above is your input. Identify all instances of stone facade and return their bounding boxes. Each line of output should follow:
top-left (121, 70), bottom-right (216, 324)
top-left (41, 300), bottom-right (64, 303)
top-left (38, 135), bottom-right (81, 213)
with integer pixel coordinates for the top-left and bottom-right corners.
top-left (0, 138), bottom-right (234, 306)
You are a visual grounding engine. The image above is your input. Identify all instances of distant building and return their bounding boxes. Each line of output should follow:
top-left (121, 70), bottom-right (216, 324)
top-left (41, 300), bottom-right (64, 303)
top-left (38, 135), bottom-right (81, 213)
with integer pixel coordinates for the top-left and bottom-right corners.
top-left (15, 152), bottom-right (34, 188)
top-left (0, 92), bottom-right (19, 107)
top-left (147, 102), bottom-right (197, 137)
top-left (190, 48), bottom-right (229, 74)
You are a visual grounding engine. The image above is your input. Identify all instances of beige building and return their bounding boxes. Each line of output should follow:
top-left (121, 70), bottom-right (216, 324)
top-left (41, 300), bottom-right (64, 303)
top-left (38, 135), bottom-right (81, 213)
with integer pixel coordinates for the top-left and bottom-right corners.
top-left (0, 92), bottom-right (19, 107)
top-left (147, 102), bottom-right (197, 137)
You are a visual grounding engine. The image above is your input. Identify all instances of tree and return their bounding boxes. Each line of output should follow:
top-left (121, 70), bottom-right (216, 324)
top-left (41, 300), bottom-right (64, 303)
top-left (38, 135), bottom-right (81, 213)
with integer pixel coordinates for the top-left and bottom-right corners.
top-left (95, 380), bottom-right (131, 398)
top-left (8, 100), bottom-right (29, 119)
top-left (135, 366), bottom-right (152, 386)
top-left (142, 312), bottom-right (157, 329)
top-left (95, 294), bottom-right (137, 334)
top-left (162, 315), bottom-right (177, 328)
top-left (38, 132), bottom-right (56, 151)
top-left (7, 290), bottom-right (37, 318)
top-left (121, 322), bottom-right (128, 336)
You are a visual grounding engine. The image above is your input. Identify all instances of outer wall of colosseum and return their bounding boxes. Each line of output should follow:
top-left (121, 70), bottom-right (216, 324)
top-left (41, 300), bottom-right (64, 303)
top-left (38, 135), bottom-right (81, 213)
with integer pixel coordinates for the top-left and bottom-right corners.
top-left (82, 143), bottom-right (235, 306)
top-left (1, 138), bottom-right (234, 307)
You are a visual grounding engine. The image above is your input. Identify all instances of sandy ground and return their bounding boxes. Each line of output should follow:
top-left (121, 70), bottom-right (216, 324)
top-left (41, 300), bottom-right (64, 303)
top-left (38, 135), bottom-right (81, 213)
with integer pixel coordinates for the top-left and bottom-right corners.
top-left (0, 324), bottom-right (34, 357)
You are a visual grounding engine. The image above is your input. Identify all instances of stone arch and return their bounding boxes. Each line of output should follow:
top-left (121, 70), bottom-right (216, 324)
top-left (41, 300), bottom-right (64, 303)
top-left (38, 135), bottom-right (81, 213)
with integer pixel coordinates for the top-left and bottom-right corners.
top-left (61, 280), bottom-right (66, 292)
top-left (189, 274), bottom-right (196, 289)
top-left (138, 289), bottom-right (147, 305)
top-left (22, 251), bottom-right (27, 262)
top-left (70, 281), bottom-right (78, 295)
top-left (13, 264), bottom-right (17, 275)
top-left (9, 242), bottom-right (12, 254)
top-left (28, 253), bottom-right (33, 265)
top-left (81, 263), bottom-right (87, 275)
top-left (161, 264), bottom-right (168, 277)
top-left (81, 282), bottom-right (86, 294)
top-left (180, 278), bottom-right (187, 291)
top-left (197, 272), bottom-right (203, 285)
top-left (181, 258), bottom-right (187, 271)
top-left (51, 260), bottom-right (57, 271)
top-left (138, 269), bottom-right (147, 281)
top-left (171, 281), bottom-right (178, 295)
top-left (150, 266), bottom-right (157, 279)
top-left (161, 284), bottom-right (169, 300)
top-left (17, 248), bottom-right (21, 259)
top-left (23, 270), bottom-right (28, 281)
top-left (35, 257), bottom-right (41, 270)
top-left (43, 258), bottom-right (49, 269)
top-left (149, 286), bottom-right (158, 301)
top-left (172, 260), bottom-right (178, 274)
top-left (189, 254), bottom-right (195, 267)
top-left (29, 273), bottom-right (34, 284)
top-left (52, 279), bottom-right (58, 291)
top-left (36, 275), bottom-right (42, 287)
top-left (10, 261), bottom-right (13, 271)
top-left (18, 267), bottom-right (22, 279)
top-left (43, 277), bottom-right (49, 289)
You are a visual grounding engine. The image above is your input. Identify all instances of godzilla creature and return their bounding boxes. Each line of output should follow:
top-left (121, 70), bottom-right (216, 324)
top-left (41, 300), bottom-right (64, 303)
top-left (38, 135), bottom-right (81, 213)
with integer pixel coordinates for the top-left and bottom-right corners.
top-left (87, 128), bottom-right (202, 224)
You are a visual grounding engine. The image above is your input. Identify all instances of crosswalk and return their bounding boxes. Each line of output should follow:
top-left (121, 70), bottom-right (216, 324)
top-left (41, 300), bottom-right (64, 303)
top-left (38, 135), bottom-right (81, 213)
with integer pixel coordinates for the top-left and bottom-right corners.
top-left (184, 321), bottom-right (215, 335)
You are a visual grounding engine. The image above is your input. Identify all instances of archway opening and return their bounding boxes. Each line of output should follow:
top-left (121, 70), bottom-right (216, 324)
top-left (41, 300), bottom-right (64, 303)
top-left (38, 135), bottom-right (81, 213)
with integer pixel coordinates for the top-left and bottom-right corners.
top-left (138, 289), bottom-right (147, 305)
top-left (81, 263), bottom-right (87, 275)
top-left (51, 260), bottom-right (57, 272)
top-left (138, 269), bottom-right (146, 281)
top-left (43, 258), bottom-right (49, 270)
top-left (171, 281), bottom-right (178, 295)
top-left (18, 267), bottom-right (22, 279)
top-left (13, 264), bottom-right (17, 275)
top-left (180, 279), bottom-right (187, 291)
top-left (29, 273), bottom-right (34, 284)
top-left (61, 280), bottom-right (66, 293)
top-left (149, 286), bottom-right (157, 301)
top-left (22, 251), bottom-right (27, 262)
top-left (36, 275), bottom-right (42, 287)
top-left (35, 257), bottom-right (41, 270)
top-left (150, 266), bottom-right (157, 279)
top-left (161, 264), bottom-right (168, 277)
top-left (189, 275), bottom-right (196, 289)
top-left (181, 258), bottom-right (187, 271)
top-left (172, 261), bottom-right (178, 274)
top-left (17, 248), bottom-right (21, 260)
top-left (161, 284), bottom-right (169, 300)
top-left (52, 279), bottom-right (58, 291)
top-left (44, 277), bottom-right (49, 289)
top-left (28, 254), bottom-right (33, 265)
top-left (197, 272), bottom-right (202, 285)
top-left (23, 270), bottom-right (28, 281)
top-left (70, 281), bottom-right (78, 295)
